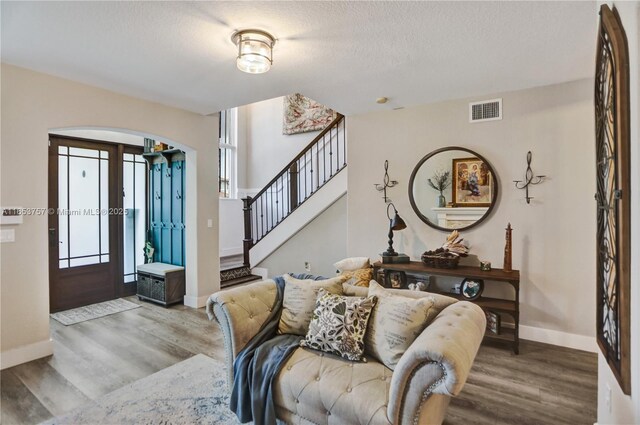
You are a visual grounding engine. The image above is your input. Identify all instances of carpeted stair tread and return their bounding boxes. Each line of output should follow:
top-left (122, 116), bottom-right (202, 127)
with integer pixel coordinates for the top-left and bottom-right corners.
top-left (221, 263), bottom-right (247, 272)
top-left (220, 274), bottom-right (262, 288)
top-left (220, 265), bottom-right (252, 282)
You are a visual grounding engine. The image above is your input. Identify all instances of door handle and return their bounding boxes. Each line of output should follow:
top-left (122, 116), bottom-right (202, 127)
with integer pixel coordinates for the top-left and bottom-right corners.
top-left (49, 228), bottom-right (57, 244)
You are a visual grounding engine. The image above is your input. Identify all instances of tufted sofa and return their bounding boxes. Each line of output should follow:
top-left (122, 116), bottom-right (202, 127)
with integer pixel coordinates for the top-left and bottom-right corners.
top-left (207, 279), bottom-right (486, 425)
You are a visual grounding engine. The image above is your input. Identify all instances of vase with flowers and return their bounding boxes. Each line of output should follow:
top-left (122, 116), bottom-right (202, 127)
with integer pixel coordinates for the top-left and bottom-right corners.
top-left (427, 170), bottom-right (451, 208)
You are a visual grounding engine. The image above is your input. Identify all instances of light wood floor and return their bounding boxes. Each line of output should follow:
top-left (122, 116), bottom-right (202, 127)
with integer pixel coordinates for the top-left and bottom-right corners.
top-left (1, 297), bottom-right (597, 425)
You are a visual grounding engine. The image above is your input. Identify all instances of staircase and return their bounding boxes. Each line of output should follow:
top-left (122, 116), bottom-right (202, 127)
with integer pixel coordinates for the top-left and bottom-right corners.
top-left (241, 114), bottom-right (347, 268)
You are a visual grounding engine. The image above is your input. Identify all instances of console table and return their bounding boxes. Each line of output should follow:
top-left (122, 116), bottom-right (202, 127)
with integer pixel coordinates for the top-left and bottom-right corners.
top-left (372, 261), bottom-right (521, 354)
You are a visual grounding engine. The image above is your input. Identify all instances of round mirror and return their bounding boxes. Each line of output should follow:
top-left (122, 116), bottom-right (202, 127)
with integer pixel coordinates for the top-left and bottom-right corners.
top-left (408, 147), bottom-right (498, 231)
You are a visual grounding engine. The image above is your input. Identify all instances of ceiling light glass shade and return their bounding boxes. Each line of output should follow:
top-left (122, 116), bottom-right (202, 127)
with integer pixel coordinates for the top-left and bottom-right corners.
top-left (231, 30), bottom-right (276, 74)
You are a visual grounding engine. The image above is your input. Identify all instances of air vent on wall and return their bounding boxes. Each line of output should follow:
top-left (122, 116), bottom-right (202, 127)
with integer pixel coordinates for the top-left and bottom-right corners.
top-left (469, 98), bottom-right (502, 123)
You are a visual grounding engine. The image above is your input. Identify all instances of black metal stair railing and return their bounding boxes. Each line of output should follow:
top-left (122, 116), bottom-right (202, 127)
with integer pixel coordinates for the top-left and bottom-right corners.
top-left (242, 114), bottom-right (346, 266)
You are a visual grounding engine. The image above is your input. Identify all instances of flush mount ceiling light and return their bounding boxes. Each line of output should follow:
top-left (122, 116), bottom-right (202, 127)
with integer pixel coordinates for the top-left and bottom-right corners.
top-left (231, 29), bottom-right (276, 74)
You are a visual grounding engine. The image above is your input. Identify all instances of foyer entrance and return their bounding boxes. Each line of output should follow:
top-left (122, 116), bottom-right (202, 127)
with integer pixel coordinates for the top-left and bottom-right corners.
top-left (48, 135), bottom-right (147, 312)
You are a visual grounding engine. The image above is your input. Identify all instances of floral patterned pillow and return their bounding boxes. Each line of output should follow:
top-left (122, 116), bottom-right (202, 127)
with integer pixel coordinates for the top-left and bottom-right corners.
top-left (300, 290), bottom-right (377, 362)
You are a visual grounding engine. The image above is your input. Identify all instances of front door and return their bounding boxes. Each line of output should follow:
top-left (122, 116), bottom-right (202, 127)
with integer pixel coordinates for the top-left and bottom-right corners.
top-left (48, 136), bottom-right (119, 312)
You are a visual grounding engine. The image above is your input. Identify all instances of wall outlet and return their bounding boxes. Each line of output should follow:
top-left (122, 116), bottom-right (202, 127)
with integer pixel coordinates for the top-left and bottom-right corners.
top-left (304, 262), bottom-right (311, 272)
top-left (0, 228), bottom-right (15, 243)
top-left (207, 219), bottom-right (213, 228)
top-left (605, 383), bottom-right (611, 413)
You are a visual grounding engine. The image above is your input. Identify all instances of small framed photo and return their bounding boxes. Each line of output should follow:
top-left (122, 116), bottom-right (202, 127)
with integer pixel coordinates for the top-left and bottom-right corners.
top-left (485, 310), bottom-right (501, 335)
top-left (384, 270), bottom-right (407, 289)
top-left (461, 278), bottom-right (484, 300)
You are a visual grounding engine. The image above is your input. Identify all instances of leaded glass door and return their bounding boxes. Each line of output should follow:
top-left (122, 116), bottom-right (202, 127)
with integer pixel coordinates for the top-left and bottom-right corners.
top-left (49, 136), bottom-right (119, 312)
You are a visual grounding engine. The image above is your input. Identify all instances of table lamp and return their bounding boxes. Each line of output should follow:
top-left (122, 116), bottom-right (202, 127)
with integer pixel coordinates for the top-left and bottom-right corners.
top-left (381, 203), bottom-right (410, 264)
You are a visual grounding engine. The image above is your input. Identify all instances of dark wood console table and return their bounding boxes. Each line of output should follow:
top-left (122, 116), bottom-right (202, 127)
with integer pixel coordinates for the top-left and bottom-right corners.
top-left (372, 261), bottom-right (521, 354)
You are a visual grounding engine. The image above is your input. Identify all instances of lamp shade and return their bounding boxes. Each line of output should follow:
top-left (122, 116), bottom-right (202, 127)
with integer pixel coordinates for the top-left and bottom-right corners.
top-left (387, 203), bottom-right (407, 231)
top-left (382, 202), bottom-right (409, 262)
top-left (231, 29), bottom-right (276, 74)
top-left (390, 211), bottom-right (407, 231)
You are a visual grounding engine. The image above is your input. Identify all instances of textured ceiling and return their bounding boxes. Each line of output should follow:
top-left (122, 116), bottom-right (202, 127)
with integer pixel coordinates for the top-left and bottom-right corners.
top-left (1, 1), bottom-right (597, 115)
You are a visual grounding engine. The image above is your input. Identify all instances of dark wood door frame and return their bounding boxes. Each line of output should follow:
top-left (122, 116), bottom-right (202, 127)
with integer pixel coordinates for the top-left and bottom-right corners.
top-left (48, 135), bottom-right (145, 312)
top-left (121, 144), bottom-right (148, 297)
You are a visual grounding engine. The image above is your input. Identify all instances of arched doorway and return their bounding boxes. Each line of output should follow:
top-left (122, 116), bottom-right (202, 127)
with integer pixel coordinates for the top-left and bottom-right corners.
top-left (47, 127), bottom-right (187, 312)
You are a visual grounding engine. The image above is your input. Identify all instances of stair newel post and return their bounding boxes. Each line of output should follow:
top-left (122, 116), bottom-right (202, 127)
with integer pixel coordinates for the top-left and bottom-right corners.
top-left (242, 196), bottom-right (253, 267)
top-left (289, 163), bottom-right (299, 212)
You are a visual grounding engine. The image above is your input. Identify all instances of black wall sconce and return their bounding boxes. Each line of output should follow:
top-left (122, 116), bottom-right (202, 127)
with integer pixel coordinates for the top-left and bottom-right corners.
top-left (513, 151), bottom-right (545, 204)
top-left (374, 160), bottom-right (398, 203)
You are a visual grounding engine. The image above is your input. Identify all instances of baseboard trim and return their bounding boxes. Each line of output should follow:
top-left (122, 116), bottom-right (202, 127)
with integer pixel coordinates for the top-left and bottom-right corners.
top-left (183, 294), bottom-right (209, 309)
top-left (519, 325), bottom-right (596, 353)
top-left (1, 338), bottom-right (54, 370)
top-left (251, 267), bottom-right (268, 280)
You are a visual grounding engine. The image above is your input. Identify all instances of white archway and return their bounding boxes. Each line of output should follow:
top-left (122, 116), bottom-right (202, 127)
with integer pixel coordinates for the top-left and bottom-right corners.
top-left (47, 125), bottom-right (204, 308)
top-left (1, 65), bottom-right (218, 369)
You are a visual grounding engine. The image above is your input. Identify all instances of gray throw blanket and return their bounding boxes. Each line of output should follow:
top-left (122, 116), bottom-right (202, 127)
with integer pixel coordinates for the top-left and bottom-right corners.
top-left (229, 274), bottom-right (325, 425)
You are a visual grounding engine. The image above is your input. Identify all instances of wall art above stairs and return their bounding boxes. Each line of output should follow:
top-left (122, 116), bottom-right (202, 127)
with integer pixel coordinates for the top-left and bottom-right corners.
top-left (283, 94), bottom-right (337, 135)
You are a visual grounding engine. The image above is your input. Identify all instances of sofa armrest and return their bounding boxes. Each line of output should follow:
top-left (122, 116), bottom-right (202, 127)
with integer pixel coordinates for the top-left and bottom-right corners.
top-left (388, 301), bottom-right (486, 425)
top-left (206, 279), bottom-right (278, 385)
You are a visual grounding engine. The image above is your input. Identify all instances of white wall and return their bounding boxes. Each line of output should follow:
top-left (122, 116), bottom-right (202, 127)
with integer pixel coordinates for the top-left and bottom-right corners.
top-left (347, 78), bottom-right (596, 350)
top-left (219, 199), bottom-right (244, 257)
top-left (242, 96), bottom-right (320, 190)
top-left (597, 2), bottom-right (640, 424)
top-left (257, 195), bottom-right (347, 277)
top-left (0, 64), bottom-right (219, 368)
top-left (236, 104), bottom-right (249, 192)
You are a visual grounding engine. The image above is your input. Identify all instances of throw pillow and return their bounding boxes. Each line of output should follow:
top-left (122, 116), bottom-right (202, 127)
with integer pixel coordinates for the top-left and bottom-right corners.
top-left (301, 290), bottom-right (377, 362)
top-left (340, 267), bottom-right (374, 287)
top-left (278, 274), bottom-right (347, 336)
top-left (365, 280), bottom-right (438, 369)
top-left (333, 257), bottom-right (371, 272)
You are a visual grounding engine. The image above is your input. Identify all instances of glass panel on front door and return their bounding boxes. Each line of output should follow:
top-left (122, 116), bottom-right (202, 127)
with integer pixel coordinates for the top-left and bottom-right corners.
top-left (58, 146), bottom-right (110, 269)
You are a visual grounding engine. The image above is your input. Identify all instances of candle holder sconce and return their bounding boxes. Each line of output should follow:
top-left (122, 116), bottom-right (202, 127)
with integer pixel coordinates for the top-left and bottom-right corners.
top-left (374, 160), bottom-right (399, 204)
top-left (513, 151), bottom-right (545, 204)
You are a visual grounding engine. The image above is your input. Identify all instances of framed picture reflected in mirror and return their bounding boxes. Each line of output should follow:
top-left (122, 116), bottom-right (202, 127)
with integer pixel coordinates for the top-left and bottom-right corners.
top-left (452, 157), bottom-right (493, 207)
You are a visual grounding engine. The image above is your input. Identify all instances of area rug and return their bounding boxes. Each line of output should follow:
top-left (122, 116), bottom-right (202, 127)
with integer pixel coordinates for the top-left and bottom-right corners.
top-left (50, 298), bottom-right (141, 325)
top-left (41, 354), bottom-right (241, 425)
